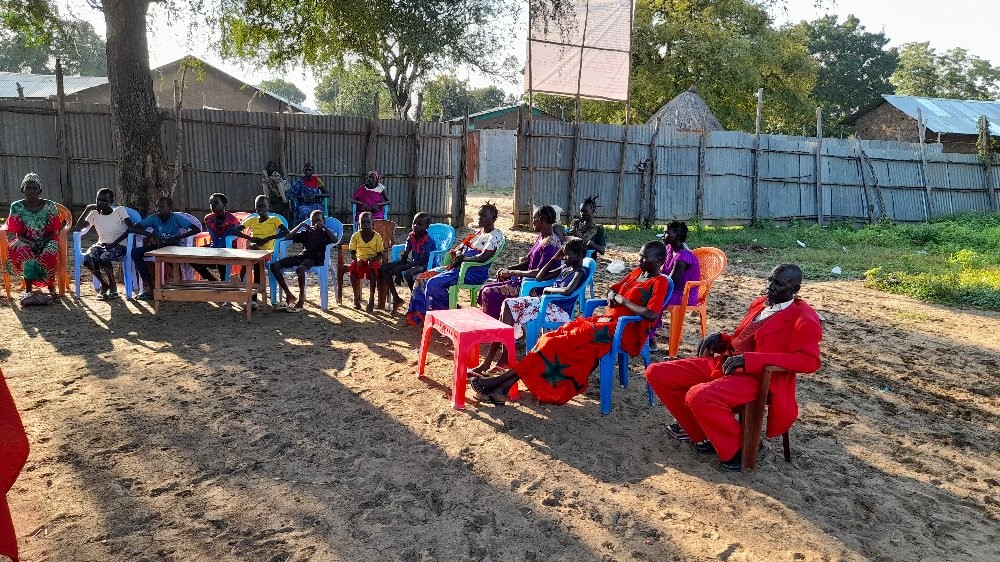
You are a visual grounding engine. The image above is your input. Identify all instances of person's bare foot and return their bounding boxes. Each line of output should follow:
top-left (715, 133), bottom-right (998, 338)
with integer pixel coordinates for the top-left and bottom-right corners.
top-left (295, 297), bottom-right (305, 309)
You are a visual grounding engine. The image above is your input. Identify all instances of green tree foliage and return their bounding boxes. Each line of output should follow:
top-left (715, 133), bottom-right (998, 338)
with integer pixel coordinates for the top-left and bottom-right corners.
top-left (0, 7), bottom-right (106, 75)
top-left (219, 0), bottom-right (517, 118)
top-left (421, 74), bottom-right (516, 121)
top-left (313, 62), bottom-right (392, 117)
top-left (793, 14), bottom-right (897, 136)
top-left (258, 78), bottom-right (306, 104)
top-left (626, 0), bottom-right (817, 133)
top-left (891, 42), bottom-right (1000, 100)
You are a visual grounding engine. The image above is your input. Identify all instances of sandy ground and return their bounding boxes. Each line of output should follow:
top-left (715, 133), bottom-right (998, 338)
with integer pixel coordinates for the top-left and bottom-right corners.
top-left (1, 193), bottom-right (999, 562)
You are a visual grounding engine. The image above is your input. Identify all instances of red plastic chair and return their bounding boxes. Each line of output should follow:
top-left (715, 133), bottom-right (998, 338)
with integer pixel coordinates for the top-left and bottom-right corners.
top-left (0, 368), bottom-right (29, 562)
top-left (665, 247), bottom-right (727, 357)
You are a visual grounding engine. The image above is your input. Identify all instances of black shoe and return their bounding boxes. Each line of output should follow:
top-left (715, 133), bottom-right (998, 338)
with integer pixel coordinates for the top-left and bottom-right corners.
top-left (692, 440), bottom-right (715, 454)
top-left (666, 422), bottom-right (690, 442)
top-left (720, 443), bottom-right (766, 472)
top-left (136, 290), bottom-right (153, 301)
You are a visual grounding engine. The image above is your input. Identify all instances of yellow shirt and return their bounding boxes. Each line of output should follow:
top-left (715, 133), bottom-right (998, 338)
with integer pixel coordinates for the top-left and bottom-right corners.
top-left (243, 215), bottom-right (285, 251)
top-left (349, 231), bottom-right (384, 260)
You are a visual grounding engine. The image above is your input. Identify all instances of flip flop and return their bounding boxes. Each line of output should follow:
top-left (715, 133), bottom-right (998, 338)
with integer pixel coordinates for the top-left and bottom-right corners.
top-left (286, 305), bottom-right (303, 313)
top-left (667, 422), bottom-right (690, 442)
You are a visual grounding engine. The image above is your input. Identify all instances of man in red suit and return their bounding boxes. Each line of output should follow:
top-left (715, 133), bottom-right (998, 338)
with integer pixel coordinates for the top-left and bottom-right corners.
top-left (1, 368), bottom-right (29, 562)
top-left (645, 263), bottom-right (822, 471)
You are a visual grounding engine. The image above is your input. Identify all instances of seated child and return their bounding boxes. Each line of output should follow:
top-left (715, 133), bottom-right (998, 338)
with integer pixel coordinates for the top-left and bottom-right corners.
top-left (74, 187), bottom-right (130, 299)
top-left (348, 211), bottom-right (384, 311)
top-left (193, 192), bottom-right (242, 281)
top-left (269, 209), bottom-right (339, 312)
top-left (125, 195), bottom-right (201, 300)
top-left (236, 195), bottom-right (289, 309)
top-left (405, 202), bottom-right (504, 326)
top-left (378, 211), bottom-right (433, 315)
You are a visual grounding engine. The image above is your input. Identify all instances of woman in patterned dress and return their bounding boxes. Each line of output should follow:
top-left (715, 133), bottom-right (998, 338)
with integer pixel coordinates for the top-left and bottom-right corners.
top-left (472, 241), bottom-right (670, 406)
top-left (476, 205), bottom-right (561, 318)
top-left (4, 173), bottom-right (63, 299)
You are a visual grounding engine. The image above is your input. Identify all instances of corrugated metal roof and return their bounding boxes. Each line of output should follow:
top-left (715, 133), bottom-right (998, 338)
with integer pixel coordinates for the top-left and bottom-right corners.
top-left (449, 104), bottom-right (557, 123)
top-left (881, 94), bottom-right (1000, 136)
top-left (0, 71), bottom-right (107, 98)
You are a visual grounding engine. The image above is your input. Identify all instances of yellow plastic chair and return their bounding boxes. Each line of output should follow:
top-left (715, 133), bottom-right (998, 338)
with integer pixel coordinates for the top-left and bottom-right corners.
top-left (665, 246), bottom-right (727, 357)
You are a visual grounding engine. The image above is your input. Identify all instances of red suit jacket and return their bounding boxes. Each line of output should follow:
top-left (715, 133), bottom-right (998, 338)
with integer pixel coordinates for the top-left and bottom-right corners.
top-left (715, 296), bottom-right (822, 437)
top-left (1, 368), bottom-right (29, 562)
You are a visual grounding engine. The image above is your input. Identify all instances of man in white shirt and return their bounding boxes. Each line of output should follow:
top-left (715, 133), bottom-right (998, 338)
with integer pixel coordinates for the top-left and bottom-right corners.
top-left (75, 188), bottom-right (130, 299)
top-left (645, 263), bottom-right (823, 471)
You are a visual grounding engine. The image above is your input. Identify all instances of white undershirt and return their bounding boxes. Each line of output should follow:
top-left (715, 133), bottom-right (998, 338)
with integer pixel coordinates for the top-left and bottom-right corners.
top-left (754, 298), bottom-right (793, 322)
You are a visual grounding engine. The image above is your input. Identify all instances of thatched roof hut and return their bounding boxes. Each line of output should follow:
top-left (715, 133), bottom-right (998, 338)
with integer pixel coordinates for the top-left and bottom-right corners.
top-left (646, 86), bottom-right (724, 132)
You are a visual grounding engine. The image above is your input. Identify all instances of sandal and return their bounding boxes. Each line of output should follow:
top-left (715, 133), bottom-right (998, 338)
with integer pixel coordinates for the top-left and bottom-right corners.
top-left (286, 305), bottom-right (303, 313)
top-left (667, 422), bottom-right (690, 442)
top-left (95, 293), bottom-right (109, 301)
top-left (106, 291), bottom-right (120, 299)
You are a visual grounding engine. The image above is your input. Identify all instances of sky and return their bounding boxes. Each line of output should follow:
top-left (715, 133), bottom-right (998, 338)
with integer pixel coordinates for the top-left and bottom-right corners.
top-left (60, 0), bottom-right (1000, 109)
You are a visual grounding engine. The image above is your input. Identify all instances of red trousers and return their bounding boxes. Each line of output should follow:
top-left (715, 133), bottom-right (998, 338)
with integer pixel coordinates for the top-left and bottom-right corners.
top-left (645, 357), bottom-right (760, 462)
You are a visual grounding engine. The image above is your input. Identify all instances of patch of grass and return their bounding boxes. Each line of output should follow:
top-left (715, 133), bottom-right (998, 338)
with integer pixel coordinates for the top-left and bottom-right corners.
top-left (606, 213), bottom-right (1000, 310)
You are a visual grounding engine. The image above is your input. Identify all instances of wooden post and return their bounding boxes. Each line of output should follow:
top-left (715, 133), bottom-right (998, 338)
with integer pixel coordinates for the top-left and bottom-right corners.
top-left (409, 92), bottom-right (423, 223)
top-left (696, 129), bottom-right (707, 218)
top-left (171, 77), bottom-right (185, 209)
top-left (916, 107), bottom-right (933, 220)
top-left (568, 96), bottom-right (582, 226)
top-left (513, 104), bottom-right (524, 223)
top-left (55, 58), bottom-right (73, 207)
top-left (452, 108), bottom-right (470, 226)
top-left (981, 115), bottom-right (999, 212)
top-left (278, 102), bottom-right (289, 186)
top-left (750, 88), bottom-right (763, 226)
top-left (855, 147), bottom-right (875, 223)
top-left (814, 106), bottom-right (824, 226)
top-left (525, 106), bottom-right (534, 225)
top-left (614, 112), bottom-right (630, 228)
top-left (363, 93), bottom-right (380, 176)
top-left (16, 82), bottom-right (24, 99)
top-left (648, 117), bottom-right (662, 224)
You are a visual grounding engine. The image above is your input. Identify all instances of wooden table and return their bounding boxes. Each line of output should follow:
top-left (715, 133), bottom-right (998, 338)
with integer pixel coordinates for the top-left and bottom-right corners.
top-left (147, 246), bottom-right (272, 320)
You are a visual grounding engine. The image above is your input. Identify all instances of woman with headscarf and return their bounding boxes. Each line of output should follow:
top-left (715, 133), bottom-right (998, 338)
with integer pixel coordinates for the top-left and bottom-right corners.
top-left (288, 162), bottom-right (329, 225)
top-left (4, 173), bottom-right (63, 302)
top-left (350, 170), bottom-right (390, 223)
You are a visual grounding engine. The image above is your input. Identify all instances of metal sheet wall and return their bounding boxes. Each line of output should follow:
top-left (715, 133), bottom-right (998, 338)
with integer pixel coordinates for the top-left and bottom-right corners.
top-left (1, 101), bottom-right (462, 225)
top-left (513, 118), bottom-right (1000, 224)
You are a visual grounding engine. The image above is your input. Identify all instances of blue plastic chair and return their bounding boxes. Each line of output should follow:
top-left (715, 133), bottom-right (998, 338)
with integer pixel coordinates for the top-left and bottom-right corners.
top-left (133, 212), bottom-right (203, 293)
top-left (239, 212), bottom-right (288, 287)
top-left (352, 201), bottom-right (390, 226)
top-left (583, 277), bottom-right (673, 415)
top-left (519, 257), bottom-right (598, 351)
top-left (73, 206), bottom-right (142, 299)
top-left (270, 217), bottom-right (342, 310)
top-left (390, 223), bottom-right (455, 269)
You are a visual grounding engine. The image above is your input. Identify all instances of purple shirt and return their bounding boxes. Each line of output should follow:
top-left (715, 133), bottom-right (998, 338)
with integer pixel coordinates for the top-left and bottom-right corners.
top-left (662, 246), bottom-right (700, 306)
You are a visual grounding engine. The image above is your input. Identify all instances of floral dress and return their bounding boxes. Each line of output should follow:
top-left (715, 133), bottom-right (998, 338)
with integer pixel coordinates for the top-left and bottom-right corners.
top-left (5, 200), bottom-right (62, 289)
top-left (289, 176), bottom-right (326, 225)
top-left (504, 263), bottom-right (585, 339)
top-left (513, 268), bottom-right (669, 405)
top-left (476, 233), bottom-right (561, 318)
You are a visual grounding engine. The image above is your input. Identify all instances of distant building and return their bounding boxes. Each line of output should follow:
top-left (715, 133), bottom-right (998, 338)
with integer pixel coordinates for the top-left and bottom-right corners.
top-left (0, 56), bottom-right (316, 114)
top-left (844, 94), bottom-right (1000, 154)
top-left (450, 104), bottom-right (561, 130)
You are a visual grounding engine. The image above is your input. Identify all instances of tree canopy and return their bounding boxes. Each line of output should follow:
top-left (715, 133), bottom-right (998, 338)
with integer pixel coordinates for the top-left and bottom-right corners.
top-left (219, 0), bottom-right (517, 118)
top-left (793, 14), bottom-right (897, 136)
top-left (0, 16), bottom-right (106, 75)
top-left (258, 78), bottom-right (306, 104)
top-left (313, 62), bottom-right (392, 117)
top-left (421, 74), bottom-right (515, 121)
top-left (891, 42), bottom-right (1000, 100)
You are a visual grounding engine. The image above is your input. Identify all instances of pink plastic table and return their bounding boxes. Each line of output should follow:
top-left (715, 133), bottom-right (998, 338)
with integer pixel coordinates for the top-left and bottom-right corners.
top-left (417, 308), bottom-right (519, 409)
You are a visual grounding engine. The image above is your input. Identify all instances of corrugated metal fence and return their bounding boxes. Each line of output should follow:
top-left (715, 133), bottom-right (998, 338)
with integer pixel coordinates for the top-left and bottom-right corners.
top-left (514, 120), bottom-right (1000, 224)
top-left (0, 100), bottom-right (464, 224)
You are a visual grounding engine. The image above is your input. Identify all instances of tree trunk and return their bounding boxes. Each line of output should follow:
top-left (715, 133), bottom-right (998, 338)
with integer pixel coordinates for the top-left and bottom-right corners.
top-left (104, 0), bottom-right (168, 215)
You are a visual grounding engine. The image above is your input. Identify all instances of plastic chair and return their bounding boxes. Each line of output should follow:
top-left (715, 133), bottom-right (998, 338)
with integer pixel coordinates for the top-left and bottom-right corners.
top-left (520, 257), bottom-right (598, 351)
top-left (390, 223), bottom-right (455, 270)
top-left (664, 247), bottom-right (728, 357)
top-left (1, 203), bottom-right (71, 298)
top-left (738, 366), bottom-right (792, 471)
top-left (73, 206), bottom-right (142, 299)
top-left (352, 201), bottom-right (390, 226)
top-left (233, 212), bottom-right (289, 281)
top-left (134, 212), bottom-right (203, 292)
top-left (270, 217), bottom-right (343, 310)
top-left (583, 277), bottom-right (673, 416)
top-left (448, 236), bottom-right (506, 309)
top-left (337, 219), bottom-right (395, 304)
top-left (193, 212), bottom-right (252, 280)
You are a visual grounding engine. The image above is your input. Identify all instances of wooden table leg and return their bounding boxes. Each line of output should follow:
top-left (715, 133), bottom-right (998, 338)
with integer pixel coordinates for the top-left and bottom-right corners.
top-left (244, 259), bottom-right (253, 320)
top-left (258, 258), bottom-right (268, 313)
top-left (154, 259), bottom-right (162, 314)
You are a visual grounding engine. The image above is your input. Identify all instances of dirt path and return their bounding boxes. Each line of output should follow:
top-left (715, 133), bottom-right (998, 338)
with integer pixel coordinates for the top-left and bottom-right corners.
top-left (1, 194), bottom-right (997, 561)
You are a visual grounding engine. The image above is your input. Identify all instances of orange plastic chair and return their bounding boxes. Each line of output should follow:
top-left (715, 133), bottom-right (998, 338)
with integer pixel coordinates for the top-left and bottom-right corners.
top-left (1, 204), bottom-right (71, 298)
top-left (665, 246), bottom-right (727, 357)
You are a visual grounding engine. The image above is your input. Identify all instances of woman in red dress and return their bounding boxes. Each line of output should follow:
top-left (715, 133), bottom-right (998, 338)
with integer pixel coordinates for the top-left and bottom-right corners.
top-left (472, 241), bottom-right (669, 405)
